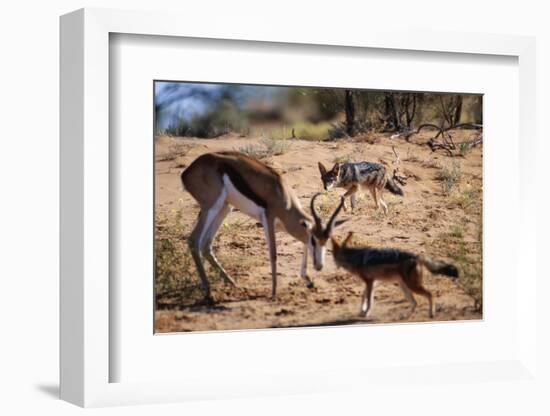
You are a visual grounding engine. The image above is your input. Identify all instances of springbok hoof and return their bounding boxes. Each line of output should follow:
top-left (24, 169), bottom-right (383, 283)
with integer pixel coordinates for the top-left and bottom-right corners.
top-left (306, 281), bottom-right (315, 289)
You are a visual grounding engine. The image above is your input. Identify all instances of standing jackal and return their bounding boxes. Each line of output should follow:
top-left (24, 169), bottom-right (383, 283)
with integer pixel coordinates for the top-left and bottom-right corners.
top-left (318, 161), bottom-right (403, 213)
top-left (328, 204), bottom-right (458, 318)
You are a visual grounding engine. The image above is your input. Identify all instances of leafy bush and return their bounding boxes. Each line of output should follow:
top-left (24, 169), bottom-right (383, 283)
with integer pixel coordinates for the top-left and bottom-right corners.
top-left (327, 119), bottom-right (372, 140)
top-left (327, 122), bottom-right (347, 140)
top-left (165, 100), bottom-right (248, 138)
top-left (459, 142), bottom-right (471, 156)
top-left (446, 233), bottom-right (482, 311)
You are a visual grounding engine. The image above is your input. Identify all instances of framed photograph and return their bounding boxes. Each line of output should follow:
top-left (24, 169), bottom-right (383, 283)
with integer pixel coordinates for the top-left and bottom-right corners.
top-left (153, 80), bottom-right (483, 334)
top-left (60, 8), bottom-right (537, 407)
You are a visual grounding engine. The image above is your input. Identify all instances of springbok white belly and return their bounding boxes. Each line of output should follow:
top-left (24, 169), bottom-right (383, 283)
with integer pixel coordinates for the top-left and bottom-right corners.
top-left (222, 174), bottom-right (265, 222)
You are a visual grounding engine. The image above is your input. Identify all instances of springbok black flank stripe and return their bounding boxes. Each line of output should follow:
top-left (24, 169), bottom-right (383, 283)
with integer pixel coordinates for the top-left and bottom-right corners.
top-left (220, 163), bottom-right (267, 208)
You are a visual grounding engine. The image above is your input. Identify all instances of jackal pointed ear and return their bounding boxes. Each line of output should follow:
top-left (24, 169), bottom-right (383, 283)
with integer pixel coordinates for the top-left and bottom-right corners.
top-left (332, 163), bottom-right (340, 175)
top-left (300, 219), bottom-right (313, 230)
top-left (343, 231), bottom-right (354, 246)
top-left (318, 162), bottom-right (327, 176)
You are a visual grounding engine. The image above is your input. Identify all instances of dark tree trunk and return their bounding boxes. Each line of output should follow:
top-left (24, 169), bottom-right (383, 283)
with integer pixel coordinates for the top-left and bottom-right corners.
top-left (384, 92), bottom-right (399, 131)
top-left (344, 89), bottom-right (355, 136)
top-left (453, 95), bottom-right (463, 126)
top-left (439, 96), bottom-right (452, 127)
top-left (404, 94), bottom-right (417, 129)
top-left (362, 93), bottom-right (370, 119)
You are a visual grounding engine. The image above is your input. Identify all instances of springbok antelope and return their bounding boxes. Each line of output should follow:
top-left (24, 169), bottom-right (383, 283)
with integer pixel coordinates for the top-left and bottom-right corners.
top-left (181, 151), bottom-right (347, 302)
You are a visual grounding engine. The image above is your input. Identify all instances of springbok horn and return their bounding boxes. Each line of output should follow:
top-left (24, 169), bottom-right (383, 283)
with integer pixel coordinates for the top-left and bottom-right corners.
top-left (325, 196), bottom-right (346, 235)
top-left (310, 193), bottom-right (323, 228)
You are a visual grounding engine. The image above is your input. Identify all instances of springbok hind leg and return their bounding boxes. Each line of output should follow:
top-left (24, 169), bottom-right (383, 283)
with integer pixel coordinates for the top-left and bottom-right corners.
top-left (188, 210), bottom-right (216, 303)
top-left (188, 191), bottom-right (228, 303)
top-left (201, 204), bottom-right (236, 287)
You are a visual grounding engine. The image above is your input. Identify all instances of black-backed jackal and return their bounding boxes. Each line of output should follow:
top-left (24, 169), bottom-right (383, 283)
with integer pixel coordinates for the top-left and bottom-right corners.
top-left (329, 201), bottom-right (458, 318)
top-left (318, 161), bottom-right (403, 213)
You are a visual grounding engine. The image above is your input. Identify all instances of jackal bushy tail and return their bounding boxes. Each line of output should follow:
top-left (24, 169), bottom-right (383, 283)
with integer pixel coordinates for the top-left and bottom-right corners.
top-left (416, 255), bottom-right (459, 278)
top-left (384, 176), bottom-right (404, 196)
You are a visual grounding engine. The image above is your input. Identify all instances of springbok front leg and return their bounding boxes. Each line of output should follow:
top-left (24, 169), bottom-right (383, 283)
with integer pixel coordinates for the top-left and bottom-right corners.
top-left (262, 212), bottom-right (278, 299)
top-left (300, 244), bottom-right (314, 289)
top-left (201, 204), bottom-right (237, 287)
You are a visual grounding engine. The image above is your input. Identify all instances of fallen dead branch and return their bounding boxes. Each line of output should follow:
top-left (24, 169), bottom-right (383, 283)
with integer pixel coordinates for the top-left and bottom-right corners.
top-left (392, 122), bottom-right (483, 156)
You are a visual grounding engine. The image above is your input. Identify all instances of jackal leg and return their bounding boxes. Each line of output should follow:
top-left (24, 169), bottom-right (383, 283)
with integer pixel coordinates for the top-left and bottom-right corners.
top-left (350, 193), bottom-right (358, 210)
top-left (201, 204), bottom-right (236, 287)
top-left (369, 187), bottom-right (379, 210)
top-left (398, 279), bottom-right (417, 317)
top-left (378, 193), bottom-right (388, 215)
top-left (361, 279), bottom-right (374, 317)
top-left (407, 268), bottom-right (434, 318)
top-left (343, 185), bottom-right (358, 211)
top-left (369, 188), bottom-right (388, 215)
top-left (411, 286), bottom-right (434, 318)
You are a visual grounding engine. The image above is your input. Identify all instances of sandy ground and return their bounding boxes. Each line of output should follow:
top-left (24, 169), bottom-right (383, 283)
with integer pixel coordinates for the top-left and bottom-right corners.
top-left (154, 131), bottom-right (483, 332)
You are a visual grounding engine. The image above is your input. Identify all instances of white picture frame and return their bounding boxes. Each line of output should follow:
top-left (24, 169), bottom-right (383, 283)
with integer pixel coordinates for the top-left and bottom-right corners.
top-left (60, 8), bottom-right (538, 408)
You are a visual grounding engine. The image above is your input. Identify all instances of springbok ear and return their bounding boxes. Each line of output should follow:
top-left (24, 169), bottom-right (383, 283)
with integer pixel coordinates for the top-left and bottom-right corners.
top-left (334, 219), bottom-right (349, 228)
top-left (318, 162), bottom-right (327, 176)
top-left (300, 219), bottom-right (313, 230)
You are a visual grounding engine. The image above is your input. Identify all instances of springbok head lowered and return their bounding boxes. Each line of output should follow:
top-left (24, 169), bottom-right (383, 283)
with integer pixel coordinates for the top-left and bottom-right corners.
top-left (305, 193), bottom-right (347, 271)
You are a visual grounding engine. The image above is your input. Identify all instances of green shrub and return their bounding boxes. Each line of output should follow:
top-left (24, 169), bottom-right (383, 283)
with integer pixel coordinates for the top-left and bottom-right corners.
top-left (166, 100), bottom-right (248, 138)
top-left (437, 162), bottom-right (462, 195)
top-left (155, 210), bottom-right (203, 302)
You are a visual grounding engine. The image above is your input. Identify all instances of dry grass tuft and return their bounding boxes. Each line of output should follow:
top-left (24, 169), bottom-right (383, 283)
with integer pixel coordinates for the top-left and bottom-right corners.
top-left (157, 142), bottom-right (191, 162)
top-left (432, 228), bottom-right (482, 311)
top-left (437, 162), bottom-right (462, 195)
top-left (237, 138), bottom-right (291, 159)
top-left (155, 210), bottom-right (264, 308)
